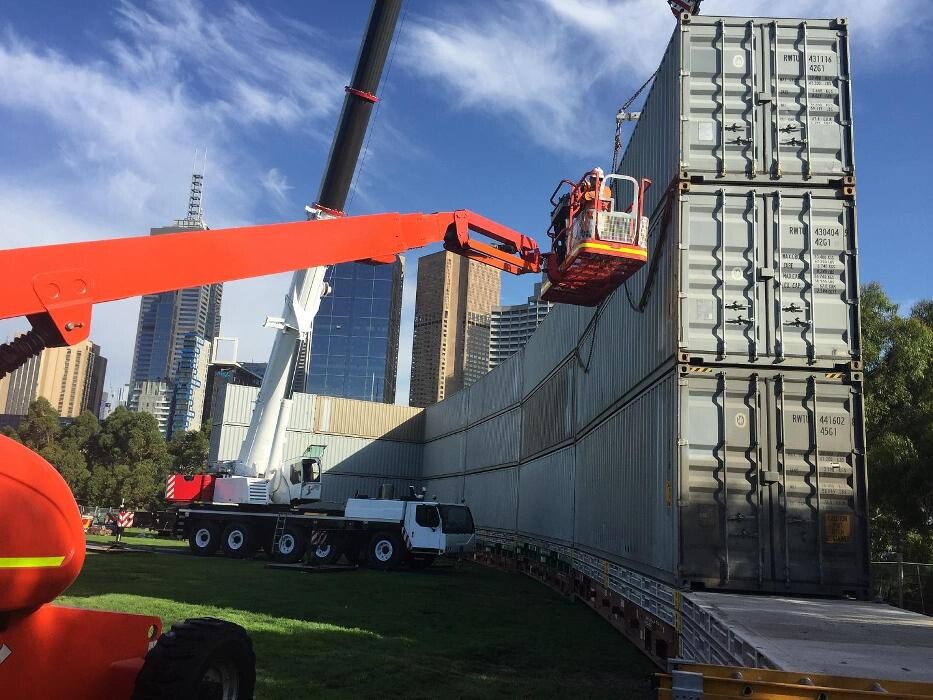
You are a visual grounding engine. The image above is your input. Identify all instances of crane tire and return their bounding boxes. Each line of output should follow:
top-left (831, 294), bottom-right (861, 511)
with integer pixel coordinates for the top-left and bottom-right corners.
top-left (269, 526), bottom-right (307, 564)
top-left (367, 530), bottom-right (404, 570)
top-left (220, 522), bottom-right (258, 559)
top-left (188, 521), bottom-right (221, 556)
top-left (133, 617), bottom-right (255, 700)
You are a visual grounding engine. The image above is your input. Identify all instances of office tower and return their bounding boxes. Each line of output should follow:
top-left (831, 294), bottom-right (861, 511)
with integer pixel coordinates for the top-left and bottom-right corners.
top-left (488, 282), bottom-right (553, 370)
top-left (128, 380), bottom-right (174, 436)
top-left (304, 259), bottom-right (404, 402)
top-left (129, 168), bottom-right (222, 388)
top-left (0, 338), bottom-right (104, 419)
top-left (169, 333), bottom-right (212, 437)
top-left (83, 348), bottom-right (107, 416)
top-left (409, 250), bottom-right (500, 407)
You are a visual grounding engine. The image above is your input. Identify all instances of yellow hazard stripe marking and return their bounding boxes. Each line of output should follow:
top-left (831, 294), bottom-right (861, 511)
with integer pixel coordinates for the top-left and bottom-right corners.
top-left (576, 241), bottom-right (648, 257)
top-left (0, 556), bottom-right (65, 568)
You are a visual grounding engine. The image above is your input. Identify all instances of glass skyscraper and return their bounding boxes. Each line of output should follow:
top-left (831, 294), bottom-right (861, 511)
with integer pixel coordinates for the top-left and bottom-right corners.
top-left (304, 259), bottom-right (403, 403)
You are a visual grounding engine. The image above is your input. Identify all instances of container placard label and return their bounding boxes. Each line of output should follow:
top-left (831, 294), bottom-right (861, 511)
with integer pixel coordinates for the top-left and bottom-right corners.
top-left (824, 513), bottom-right (851, 544)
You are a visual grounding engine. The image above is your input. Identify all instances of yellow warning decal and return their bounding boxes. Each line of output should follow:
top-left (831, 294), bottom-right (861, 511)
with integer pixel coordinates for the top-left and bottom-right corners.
top-left (824, 514), bottom-right (852, 544)
top-left (0, 556), bottom-right (65, 568)
top-left (576, 241), bottom-right (647, 257)
top-left (687, 366), bottom-right (713, 373)
top-left (824, 372), bottom-right (843, 380)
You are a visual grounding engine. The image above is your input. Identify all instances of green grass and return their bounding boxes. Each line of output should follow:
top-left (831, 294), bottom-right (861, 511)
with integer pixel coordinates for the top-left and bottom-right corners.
top-left (86, 527), bottom-right (187, 549)
top-left (61, 552), bottom-right (655, 698)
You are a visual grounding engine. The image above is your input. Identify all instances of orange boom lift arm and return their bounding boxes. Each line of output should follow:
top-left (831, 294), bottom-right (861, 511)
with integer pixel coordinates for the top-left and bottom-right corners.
top-left (0, 209), bottom-right (541, 359)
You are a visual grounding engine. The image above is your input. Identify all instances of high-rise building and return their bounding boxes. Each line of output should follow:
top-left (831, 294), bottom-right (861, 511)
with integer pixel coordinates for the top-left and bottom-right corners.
top-left (100, 384), bottom-right (130, 420)
top-left (0, 338), bottom-right (105, 418)
top-left (409, 251), bottom-right (500, 407)
top-left (488, 282), bottom-right (554, 370)
top-left (304, 259), bottom-right (404, 403)
top-left (83, 349), bottom-right (107, 417)
top-left (169, 333), bottom-right (212, 437)
top-left (129, 169), bottom-right (221, 388)
top-left (128, 380), bottom-right (174, 436)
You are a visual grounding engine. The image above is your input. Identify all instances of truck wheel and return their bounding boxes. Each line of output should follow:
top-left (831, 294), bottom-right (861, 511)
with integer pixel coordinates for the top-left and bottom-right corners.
top-left (367, 531), bottom-right (404, 570)
top-left (343, 541), bottom-right (363, 565)
top-left (309, 538), bottom-right (341, 565)
top-left (188, 522), bottom-right (221, 556)
top-left (270, 526), bottom-right (306, 564)
top-left (132, 617), bottom-right (255, 700)
top-left (407, 554), bottom-right (435, 571)
top-left (221, 522), bottom-right (257, 559)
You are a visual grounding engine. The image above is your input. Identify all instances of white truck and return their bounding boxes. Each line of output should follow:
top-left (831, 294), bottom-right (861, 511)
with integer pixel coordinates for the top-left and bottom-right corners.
top-left (178, 495), bottom-right (476, 571)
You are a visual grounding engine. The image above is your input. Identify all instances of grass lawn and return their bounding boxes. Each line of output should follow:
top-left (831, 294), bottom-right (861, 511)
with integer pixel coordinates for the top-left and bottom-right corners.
top-left (85, 527), bottom-right (187, 549)
top-left (61, 552), bottom-right (655, 698)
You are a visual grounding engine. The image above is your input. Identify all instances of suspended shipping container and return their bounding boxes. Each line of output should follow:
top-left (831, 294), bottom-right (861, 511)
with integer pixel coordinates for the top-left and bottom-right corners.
top-left (621, 14), bottom-right (855, 220)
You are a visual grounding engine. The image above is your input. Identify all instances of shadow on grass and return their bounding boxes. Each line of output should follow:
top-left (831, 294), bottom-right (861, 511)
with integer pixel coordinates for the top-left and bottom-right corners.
top-left (61, 554), bottom-right (655, 698)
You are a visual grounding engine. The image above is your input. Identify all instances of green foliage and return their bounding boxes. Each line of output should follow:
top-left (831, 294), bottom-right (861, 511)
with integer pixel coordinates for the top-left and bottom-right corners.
top-left (861, 282), bottom-right (933, 561)
top-left (17, 397), bottom-right (61, 451)
top-left (0, 425), bottom-right (21, 442)
top-left (168, 428), bottom-right (210, 476)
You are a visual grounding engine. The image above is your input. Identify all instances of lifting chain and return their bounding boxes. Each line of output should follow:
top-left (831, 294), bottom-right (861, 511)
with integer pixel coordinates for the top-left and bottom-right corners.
top-left (611, 70), bottom-right (658, 173)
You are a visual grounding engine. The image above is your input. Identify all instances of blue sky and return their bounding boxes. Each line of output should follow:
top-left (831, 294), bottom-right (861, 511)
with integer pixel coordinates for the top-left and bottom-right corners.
top-left (0, 0), bottom-right (930, 404)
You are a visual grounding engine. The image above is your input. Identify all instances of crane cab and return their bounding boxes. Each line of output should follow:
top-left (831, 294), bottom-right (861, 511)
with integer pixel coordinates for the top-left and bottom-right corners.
top-left (540, 168), bottom-right (651, 307)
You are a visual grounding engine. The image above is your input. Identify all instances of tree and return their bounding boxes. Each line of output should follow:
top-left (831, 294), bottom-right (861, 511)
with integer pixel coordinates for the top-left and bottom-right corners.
top-left (169, 428), bottom-right (211, 476)
top-left (861, 282), bottom-right (933, 561)
top-left (60, 410), bottom-right (100, 454)
top-left (17, 398), bottom-right (61, 451)
top-left (40, 443), bottom-right (90, 500)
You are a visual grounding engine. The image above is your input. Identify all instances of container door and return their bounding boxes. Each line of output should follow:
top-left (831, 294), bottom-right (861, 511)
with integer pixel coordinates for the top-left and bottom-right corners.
top-left (767, 373), bottom-right (868, 591)
top-left (764, 190), bottom-right (858, 364)
top-left (760, 20), bottom-right (854, 181)
top-left (680, 370), bottom-right (767, 588)
top-left (680, 19), bottom-right (758, 178)
top-left (680, 189), bottom-right (765, 363)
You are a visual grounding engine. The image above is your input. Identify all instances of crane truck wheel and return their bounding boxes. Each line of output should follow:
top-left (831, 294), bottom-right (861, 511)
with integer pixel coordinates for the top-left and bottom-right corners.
top-left (367, 531), bottom-right (404, 570)
top-left (220, 522), bottom-right (258, 559)
top-left (132, 617), bottom-right (256, 700)
top-left (309, 539), bottom-right (341, 565)
top-left (270, 526), bottom-right (307, 564)
top-left (188, 522), bottom-right (221, 556)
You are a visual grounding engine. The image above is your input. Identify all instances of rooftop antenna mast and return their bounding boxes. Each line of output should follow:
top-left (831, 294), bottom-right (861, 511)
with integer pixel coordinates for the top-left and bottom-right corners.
top-left (181, 149), bottom-right (207, 229)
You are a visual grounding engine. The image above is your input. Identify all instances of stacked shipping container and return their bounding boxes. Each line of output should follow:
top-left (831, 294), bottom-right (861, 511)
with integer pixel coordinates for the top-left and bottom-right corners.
top-left (420, 14), bottom-right (868, 596)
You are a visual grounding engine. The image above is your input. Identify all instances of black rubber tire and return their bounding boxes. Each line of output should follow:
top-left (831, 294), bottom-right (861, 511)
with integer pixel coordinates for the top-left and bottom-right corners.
top-left (188, 521), bottom-right (221, 557)
top-left (343, 541), bottom-right (363, 565)
top-left (367, 530), bottom-right (404, 570)
top-left (133, 617), bottom-right (255, 700)
top-left (407, 554), bottom-right (436, 571)
top-left (308, 536), bottom-right (341, 565)
top-left (270, 526), bottom-right (307, 564)
top-left (220, 522), bottom-right (258, 559)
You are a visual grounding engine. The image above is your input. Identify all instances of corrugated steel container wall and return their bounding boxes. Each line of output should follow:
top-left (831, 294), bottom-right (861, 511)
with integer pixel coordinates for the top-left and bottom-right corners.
top-left (423, 475), bottom-right (464, 504)
top-left (463, 467), bottom-right (519, 531)
top-left (214, 384), bottom-right (258, 426)
top-left (321, 474), bottom-right (416, 505)
top-left (288, 392), bottom-right (316, 432)
top-left (421, 432), bottom-right (465, 478)
top-left (575, 184), bottom-right (859, 432)
top-left (467, 350), bottom-right (523, 424)
top-left (678, 365), bottom-right (868, 594)
top-left (211, 423), bottom-right (248, 463)
top-left (575, 373), bottom-right (679, 582)
top-left (464, 407), bottom-right (521, 471)
top-left (314, 396), bottom-right (424, 443)
top-left (522, 359), bottom-right (575, 459)
top-left (521, 304), bottom-right (593, 395)
top-left (517, 448), bottom-right (574, 543)
top-left (424, 387), bottom-right (470, 440)
top-left (281, 432), bottom-right (421, 479)
top-left (621, 15), bottom-right (854, 219)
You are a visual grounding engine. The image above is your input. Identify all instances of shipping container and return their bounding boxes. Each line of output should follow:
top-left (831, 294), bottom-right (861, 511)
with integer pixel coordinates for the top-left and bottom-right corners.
top-left (313, 395), bottom-right (424, 443)
top-left (421, 432), bottom-right (465, 478)
top-left (621, 14), bottom-right (854, 219)
top-left (320, 474), bottom-right (416, 505)
top-left (424, 386), bottom-right (470, 440)
top-left (575, 184), bottom-right (860, 432)
top-left (463, 467), bottom-right (519, 532)
top-left (575, 364), bottom-right (868, 595)
top-left (464, 407), bottom-right (520, 470)
top-left (521, 358), bottom-right (575, 460)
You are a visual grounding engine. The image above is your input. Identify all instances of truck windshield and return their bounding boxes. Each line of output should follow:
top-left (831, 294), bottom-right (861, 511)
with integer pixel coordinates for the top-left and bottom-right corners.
top-left (438, 505), bottom-right (475, 534)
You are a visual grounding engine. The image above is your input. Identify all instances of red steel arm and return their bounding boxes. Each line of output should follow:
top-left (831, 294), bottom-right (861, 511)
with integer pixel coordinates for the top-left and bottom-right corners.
top-left (0, 210), bottom-right (541, 348)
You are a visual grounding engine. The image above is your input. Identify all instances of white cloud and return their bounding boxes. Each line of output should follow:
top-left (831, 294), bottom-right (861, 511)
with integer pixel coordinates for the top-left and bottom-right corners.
top-left (260, 167), bottom-right (293, 207)
top-left (402, 0), bottom-right (931, 154)
top-left (0, 1), bottom-right (345, 388)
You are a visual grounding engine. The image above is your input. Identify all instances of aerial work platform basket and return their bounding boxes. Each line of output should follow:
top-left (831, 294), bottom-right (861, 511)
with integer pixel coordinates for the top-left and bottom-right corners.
top-left (541, 168), bottom-right (652, 306)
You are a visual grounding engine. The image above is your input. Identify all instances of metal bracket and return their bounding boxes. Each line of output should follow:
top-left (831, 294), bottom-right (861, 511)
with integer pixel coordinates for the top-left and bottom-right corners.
top-left (32, 269), bottom-right (93, 345)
